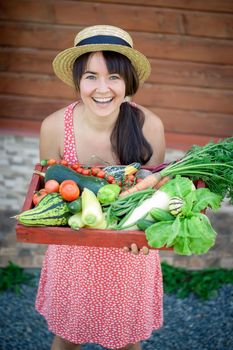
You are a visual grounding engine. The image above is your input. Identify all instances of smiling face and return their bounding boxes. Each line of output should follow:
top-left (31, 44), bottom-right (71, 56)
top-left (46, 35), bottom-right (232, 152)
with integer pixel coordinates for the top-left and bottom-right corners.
top-left (79, 52), bottom-right (126, 118)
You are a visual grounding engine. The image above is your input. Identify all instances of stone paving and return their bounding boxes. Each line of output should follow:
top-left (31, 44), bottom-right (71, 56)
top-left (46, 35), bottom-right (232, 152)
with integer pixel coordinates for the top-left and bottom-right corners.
top-left (0, 134), bottom-right (232, 269)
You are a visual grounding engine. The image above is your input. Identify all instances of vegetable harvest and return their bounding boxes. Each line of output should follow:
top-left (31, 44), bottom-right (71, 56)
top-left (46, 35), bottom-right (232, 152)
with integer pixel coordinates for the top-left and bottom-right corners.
top-left (120, 136), bottom-right (233, 202)
top-left (14, 137), bottom-right (233, 256)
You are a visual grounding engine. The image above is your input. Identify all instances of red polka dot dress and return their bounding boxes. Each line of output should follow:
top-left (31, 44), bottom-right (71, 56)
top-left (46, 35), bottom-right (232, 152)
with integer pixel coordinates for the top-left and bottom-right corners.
top-left (35, 102), bottom-right (163, 348)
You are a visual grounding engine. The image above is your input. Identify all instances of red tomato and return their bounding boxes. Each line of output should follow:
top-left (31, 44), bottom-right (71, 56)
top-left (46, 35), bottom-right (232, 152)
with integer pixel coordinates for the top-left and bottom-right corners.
top-left (82, 168), bottom-right (91, 176)
top-left (59, 180), bottom-right (80, 201)
top-left (96, 170), bottom-right (106, 178)
top-left (77, 167), bottom-right (83, 174)
top-left (60, 159), bottom-right (68, 166)
top-left (106, 175), bottom-right (115, 184)
top-left (71, 163), bottom-right (80, 170)
top-left (47, 159), bottom-right (57, 166)
top-left (91, 167), bottom-right (101, 176)
top-left (45, 179), bottom-right (60, 193)
top-left (136, 178), bottom-right (143, 183)
top-left (32, 189), bottom-right (47, 206)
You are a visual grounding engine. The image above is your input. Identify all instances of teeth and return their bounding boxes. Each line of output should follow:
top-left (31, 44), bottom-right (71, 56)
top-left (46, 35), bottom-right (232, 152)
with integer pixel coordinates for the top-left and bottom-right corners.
top-left (93, 97), bottom-right (113, 103)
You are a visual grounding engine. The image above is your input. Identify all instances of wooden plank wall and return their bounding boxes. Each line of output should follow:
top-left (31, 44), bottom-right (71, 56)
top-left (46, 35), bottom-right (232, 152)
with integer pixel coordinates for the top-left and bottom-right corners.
top-left (0, 0), bottom-right (233, 149)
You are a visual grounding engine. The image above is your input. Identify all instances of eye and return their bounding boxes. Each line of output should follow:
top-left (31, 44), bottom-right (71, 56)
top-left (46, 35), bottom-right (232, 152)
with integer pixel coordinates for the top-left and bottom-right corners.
top-left (109, 74), bottom-right (120, 80)
top-left (85, 75), bottom-right (96, 80)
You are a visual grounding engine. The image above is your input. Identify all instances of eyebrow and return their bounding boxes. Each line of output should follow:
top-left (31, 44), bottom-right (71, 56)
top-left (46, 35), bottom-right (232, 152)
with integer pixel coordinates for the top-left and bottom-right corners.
top-left (83, 70), bottom-right (97, 75)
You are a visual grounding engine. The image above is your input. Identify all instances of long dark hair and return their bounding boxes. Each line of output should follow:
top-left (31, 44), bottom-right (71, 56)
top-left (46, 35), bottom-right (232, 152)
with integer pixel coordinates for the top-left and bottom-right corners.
top-left (72, 51), bottom-right (153, 165)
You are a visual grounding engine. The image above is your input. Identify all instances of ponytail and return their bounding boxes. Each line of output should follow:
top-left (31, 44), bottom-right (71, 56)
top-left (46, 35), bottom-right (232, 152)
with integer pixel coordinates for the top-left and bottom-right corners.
top-left (110, 102), bottom-right (153, 165)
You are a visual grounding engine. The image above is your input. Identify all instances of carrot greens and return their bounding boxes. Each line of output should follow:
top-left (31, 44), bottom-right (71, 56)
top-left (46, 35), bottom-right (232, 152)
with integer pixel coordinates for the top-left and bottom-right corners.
top-left (120, 137), bottom-right (233, 199)
top-left (158, 137), bottom-right (233, 203)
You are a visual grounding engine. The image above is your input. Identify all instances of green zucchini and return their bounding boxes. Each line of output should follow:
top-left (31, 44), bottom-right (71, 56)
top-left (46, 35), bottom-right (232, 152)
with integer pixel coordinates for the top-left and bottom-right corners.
top-left (45, 164), bottom-right (108, 194)
top-left (18, 193), bottom-right (71, 226)
top-left (150, 208), bottom-right (175, 222)
top-left (136, 218), bottom-right (155, 231)
top-left (169, 197), bottom-right (184, 216)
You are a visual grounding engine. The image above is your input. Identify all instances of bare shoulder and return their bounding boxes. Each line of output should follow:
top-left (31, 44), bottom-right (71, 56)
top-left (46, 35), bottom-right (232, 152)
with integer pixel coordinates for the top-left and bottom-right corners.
top-left (138, 105), bottom-right (164, 130)
top-left (39, 107), bottom-right (67, 160)
top-left (40, 107), bottom-right (66, 132)
top-left (137, 104), bottom-right (166, 165)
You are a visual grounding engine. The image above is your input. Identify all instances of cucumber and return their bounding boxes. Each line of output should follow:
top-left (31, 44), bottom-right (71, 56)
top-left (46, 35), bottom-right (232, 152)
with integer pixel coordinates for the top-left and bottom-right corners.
top-left (136, 218), bottom-right (155, 231)
top-left (45, 164), bottom-right (108, 194)
top-left (18, 193), bottom-right (71, 226)
top-left (150, 208), bottom-right (175, 222)
top-left (169, 197), bottom-right (184, 216)
top-left (66, 198), bottom-right (82, 214)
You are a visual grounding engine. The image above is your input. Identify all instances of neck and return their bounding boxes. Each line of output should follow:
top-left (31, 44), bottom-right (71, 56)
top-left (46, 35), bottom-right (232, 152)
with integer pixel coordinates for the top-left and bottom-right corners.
top-left (79, 104), bottom-right (119, 132)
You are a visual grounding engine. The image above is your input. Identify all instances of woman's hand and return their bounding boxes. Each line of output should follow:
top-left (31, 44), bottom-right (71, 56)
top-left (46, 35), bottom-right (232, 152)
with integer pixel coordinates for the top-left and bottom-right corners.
top-left (123, 243), bottom-right (149, 255)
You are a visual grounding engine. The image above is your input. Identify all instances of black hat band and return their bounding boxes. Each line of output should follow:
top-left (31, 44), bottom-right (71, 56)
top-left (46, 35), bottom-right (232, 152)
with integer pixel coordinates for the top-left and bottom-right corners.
top-left (76, 35), bottom-right (132, 48)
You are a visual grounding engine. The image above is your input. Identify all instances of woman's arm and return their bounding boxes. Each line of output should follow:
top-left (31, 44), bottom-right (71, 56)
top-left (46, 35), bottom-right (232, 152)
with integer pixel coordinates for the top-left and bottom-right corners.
top-left (39, 110), bottom-right (65, 161)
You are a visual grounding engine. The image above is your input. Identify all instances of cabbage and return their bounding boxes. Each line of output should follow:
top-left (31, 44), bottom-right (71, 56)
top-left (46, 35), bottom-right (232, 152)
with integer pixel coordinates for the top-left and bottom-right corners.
top-left (145, 175), bottom-right (222, 255)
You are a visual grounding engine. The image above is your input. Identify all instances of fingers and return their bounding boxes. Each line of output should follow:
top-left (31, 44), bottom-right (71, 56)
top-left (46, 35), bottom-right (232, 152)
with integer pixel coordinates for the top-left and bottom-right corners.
top-left (123, 246), bottom-right (130, 253)
top-left (130, 243), bottom-right (138, 255)
top-left (141, 246), bottom-right (149, 255)
top-left (123, 244), bottom-right (149, 255)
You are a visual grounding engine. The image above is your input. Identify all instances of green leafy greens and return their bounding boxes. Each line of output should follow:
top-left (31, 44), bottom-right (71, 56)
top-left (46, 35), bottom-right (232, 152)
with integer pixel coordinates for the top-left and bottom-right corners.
top-left (145, 176), bottom-right (222, 255)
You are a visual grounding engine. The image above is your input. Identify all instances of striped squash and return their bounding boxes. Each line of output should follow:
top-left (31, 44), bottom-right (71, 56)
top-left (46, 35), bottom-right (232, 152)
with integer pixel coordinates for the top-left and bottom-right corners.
top-left (18, 193), bottom-right (71, 226)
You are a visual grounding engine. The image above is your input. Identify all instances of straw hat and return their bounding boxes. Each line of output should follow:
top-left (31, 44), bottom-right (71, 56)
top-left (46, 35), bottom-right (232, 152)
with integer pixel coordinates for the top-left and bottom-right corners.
top-left (52, 25), bottom-right (151, 87)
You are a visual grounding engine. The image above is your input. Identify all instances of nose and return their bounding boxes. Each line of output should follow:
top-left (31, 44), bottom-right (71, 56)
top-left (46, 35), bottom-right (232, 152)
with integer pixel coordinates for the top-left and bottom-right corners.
top-left (96, 78), bottom-right (110, 93)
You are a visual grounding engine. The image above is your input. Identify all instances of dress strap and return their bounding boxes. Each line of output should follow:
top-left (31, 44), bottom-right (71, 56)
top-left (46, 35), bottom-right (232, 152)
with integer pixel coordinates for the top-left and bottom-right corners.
top-left (63, 102), bottom-right (79, 164)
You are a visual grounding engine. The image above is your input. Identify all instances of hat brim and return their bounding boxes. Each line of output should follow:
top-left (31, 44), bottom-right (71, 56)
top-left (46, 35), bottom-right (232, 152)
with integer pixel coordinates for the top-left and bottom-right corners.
top-left (52, 44), bottom-right (151, 87)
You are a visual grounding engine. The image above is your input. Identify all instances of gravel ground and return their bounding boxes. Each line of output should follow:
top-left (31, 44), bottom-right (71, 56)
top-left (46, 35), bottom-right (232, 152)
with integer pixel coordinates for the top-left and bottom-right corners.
top-left (0, 270), bottom-right (233, 350)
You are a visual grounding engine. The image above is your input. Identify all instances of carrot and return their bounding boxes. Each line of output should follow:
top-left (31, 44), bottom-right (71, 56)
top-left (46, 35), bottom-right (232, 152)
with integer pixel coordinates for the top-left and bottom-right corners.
top-left (120, 172), bottom-right (162, 197)
top-left (154, 175), bottom-right (171, 189)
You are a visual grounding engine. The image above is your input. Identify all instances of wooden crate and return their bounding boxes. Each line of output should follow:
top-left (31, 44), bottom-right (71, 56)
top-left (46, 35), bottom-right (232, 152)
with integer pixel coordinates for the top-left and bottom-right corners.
top-left (16, 163), bottom-right (201, 250)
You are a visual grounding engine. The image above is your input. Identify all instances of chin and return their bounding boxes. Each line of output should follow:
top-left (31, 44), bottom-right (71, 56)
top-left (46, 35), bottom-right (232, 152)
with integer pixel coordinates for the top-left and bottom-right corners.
top-left (92, 103), bottom-right (119, 117)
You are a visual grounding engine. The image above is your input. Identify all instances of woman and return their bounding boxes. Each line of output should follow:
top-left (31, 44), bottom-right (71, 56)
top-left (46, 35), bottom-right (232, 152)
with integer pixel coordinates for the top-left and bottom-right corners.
top-left (36, 25), bottom-right (165, 350)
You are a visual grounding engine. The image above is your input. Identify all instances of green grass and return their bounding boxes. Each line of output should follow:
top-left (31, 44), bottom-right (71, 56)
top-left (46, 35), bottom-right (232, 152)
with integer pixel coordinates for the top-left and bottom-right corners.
top-left (0, 261), bottom-right (35, 294)
top-left (1, 261), bottom-right (233, 300)
top-left (161, 261), bottom-right (233, 300)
